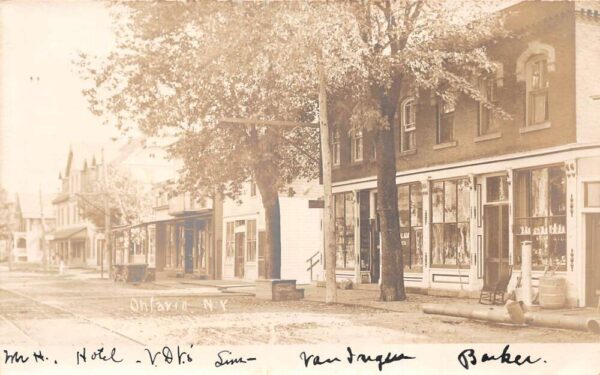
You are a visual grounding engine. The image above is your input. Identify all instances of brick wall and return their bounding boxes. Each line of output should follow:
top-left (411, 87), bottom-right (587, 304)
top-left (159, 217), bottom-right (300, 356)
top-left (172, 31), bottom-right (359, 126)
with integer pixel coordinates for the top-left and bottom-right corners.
top-left (333, 1), bottom-right (579, 184)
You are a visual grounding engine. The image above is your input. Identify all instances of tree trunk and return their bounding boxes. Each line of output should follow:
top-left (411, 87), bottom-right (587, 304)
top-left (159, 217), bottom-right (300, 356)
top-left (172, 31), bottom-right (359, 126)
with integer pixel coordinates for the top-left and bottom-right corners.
top-left (376, 112), bottom-right (406, 302)
top-left (255, 167), bottom-right (282, 280)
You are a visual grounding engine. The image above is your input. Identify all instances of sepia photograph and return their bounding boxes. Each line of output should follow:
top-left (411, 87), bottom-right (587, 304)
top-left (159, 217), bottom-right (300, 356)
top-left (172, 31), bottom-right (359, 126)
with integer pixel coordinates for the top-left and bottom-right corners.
top-left (0, 0), bottom-right (599, 374)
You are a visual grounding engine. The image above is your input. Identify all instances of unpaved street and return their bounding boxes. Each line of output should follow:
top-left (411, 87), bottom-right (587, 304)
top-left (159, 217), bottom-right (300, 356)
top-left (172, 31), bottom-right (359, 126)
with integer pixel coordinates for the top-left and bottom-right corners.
top-left (1, 267), bottom-right (598, 347)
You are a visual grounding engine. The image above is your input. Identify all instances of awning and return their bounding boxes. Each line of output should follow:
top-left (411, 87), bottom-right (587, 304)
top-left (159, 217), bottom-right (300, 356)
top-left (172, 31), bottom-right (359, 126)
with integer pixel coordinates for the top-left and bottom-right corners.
top-left (51, 226), bottom-right (88, 241)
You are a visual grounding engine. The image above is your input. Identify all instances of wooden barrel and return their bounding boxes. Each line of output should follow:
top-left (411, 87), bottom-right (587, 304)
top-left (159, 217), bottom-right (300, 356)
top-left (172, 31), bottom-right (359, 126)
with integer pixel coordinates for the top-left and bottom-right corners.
top-left (538, 276), bottom-right (566, 309)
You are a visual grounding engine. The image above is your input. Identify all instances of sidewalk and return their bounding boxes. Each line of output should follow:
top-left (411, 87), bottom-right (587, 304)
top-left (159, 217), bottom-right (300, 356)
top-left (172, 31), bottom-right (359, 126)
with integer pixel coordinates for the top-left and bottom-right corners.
top-left (302, 284), bottom-right (600, 331)
top-left (303, 284), bottom-right (479, 313)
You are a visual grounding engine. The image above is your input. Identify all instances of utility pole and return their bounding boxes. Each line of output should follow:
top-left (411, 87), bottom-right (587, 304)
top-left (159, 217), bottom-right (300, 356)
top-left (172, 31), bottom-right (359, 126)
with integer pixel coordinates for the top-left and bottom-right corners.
top-left (39, 185), bottom-right (48, 271)
top-left (102, 148), bottom-right (112, 279)
top-left (218, 54), bottom-right (337, 303)
top-left (317, 54), bottom-right (337, 304)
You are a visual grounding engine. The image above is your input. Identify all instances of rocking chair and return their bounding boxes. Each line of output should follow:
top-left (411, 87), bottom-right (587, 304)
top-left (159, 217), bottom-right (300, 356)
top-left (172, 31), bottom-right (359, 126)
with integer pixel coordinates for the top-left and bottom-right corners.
top-left (479, 266), bottom-right (513, 305)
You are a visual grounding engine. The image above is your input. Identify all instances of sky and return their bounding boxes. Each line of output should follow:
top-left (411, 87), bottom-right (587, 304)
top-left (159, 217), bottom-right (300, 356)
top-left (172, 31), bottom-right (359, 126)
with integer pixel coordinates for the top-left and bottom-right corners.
top-left (1, 0), bottom-right (120, 196)
top-left (0, 0), bottom-right (521, 197)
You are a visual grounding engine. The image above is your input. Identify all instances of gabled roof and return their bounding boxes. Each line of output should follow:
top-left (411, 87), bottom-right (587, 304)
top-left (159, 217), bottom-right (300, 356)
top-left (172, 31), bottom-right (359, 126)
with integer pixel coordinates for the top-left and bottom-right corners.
top-left (15, 193), bottom-right (55, 219)
top-left (62, 138), bottom-right (143, 178)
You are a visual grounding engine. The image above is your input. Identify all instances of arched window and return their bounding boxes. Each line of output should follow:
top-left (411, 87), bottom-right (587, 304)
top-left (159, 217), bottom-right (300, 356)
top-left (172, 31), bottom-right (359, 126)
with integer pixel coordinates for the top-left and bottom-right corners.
top-left (516, 42), bottom-right (555, 129)
top-left (400, 98), bottom-right (417, 152)
top-left (526, 54), bottom-right (549, 126)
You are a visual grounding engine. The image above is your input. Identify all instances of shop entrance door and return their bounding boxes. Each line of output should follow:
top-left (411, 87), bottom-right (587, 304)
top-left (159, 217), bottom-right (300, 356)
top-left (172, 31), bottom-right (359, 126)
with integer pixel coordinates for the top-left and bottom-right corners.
top-left (234, 232), bottom-right (245, 278)
top-left (586, 214), bottom-right (600, 307)
top-left (484, 204), bottom-right (509, 285)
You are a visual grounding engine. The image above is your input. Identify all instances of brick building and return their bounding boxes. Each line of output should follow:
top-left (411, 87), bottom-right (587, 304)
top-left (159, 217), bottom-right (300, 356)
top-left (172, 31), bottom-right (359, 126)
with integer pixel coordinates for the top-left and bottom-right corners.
top-left (330, 2), bottom-right (600, 307)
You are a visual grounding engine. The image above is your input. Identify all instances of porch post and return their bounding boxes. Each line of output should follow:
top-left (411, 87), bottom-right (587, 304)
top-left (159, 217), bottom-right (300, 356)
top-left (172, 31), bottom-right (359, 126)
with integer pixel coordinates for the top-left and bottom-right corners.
top-left (507, 168), bottom-right (515, 287)
top-left (565, 159), bottom-right (578, 306)
top-left (468, 174), bottom-right (478, 290)
top-left (353, 190), bottom-right (360, 284)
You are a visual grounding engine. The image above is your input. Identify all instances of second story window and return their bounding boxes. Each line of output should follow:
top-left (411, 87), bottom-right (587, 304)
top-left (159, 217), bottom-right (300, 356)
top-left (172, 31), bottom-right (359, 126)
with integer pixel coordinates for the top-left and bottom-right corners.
top-left (478, 77), bottom-right (499, 135)
top-left (332, 130), bottom-right (341, 167)
top-left (436, 100), bottom-right (455, 144)
top-left (250, 176), bottom-right (256, 197)
top-left (351, 129), bottom-right (363, 163)
top-left (526, 55), bottom-right (549, 126)
top-left (400, 98), bottom-right (417, 152)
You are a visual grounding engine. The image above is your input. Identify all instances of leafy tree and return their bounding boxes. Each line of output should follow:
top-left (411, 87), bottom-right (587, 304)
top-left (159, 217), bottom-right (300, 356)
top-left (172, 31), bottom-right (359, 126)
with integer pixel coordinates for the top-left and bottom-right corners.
top-left (79, 0), bottom-right (505, 299)
top-left (0, 188), bottom-right (14, 238)
top-left (273, 0), bottom-right (506, 301)
top-left (77, 2), bottom-right (320, 279)
top-left (77, 165), bottom-right (152, 229)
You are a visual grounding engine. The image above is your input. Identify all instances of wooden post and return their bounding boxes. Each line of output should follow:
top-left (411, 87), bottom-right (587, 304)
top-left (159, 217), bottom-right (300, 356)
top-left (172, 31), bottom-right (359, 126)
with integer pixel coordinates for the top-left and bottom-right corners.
top-left (102, 148), bottom-right (112, 277)
top-left (318, 54), bottom-right (337, 304)
top-left (39, 186), bottom-right (48, 271)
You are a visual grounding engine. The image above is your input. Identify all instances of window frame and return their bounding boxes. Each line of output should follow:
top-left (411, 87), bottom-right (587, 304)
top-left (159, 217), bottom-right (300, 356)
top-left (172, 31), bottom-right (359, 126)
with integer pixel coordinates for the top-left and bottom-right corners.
top-left (334, 192), bottom-right (356, 270)
top-left (526, 54), bottom-right (549, 127)
top-left (478, 77), bottom-right (500, 136)
top-left (513, 164), bottom-right (566, 271)
top-left (430, 178), bottom-right (471, 269)
top-left (400, 98), bottom-right (417, 152)
top-left (225, 221), bottom-right (235, 260)
top-left (436, 99), bottom-right (455, 144)
top-left (350, 129), bottom-right (364, 163)
top-left (245, 219), bottom-right (257, 262)
top-left (332, 130), bottom-right (341, 167)
top-left (397, 182), bottom-right (424, 272)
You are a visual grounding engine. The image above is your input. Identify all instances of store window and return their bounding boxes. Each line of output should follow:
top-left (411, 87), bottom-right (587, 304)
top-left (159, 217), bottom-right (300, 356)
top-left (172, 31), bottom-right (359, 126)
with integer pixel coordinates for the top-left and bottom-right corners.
top-left (334, 192), bottom-right (355, 269)
top-left (513, 165), bottom-right (566, 270)
top-left (246, 219), bottom-right (257, 262)
top-left (225, 222), bottom-right (235, 260)
top-left (431, 178), bottom-right (470, 267)
top-left (398, 182), bottom-right (423, 272)
top-left (400, 98), bottom-right (417, 151)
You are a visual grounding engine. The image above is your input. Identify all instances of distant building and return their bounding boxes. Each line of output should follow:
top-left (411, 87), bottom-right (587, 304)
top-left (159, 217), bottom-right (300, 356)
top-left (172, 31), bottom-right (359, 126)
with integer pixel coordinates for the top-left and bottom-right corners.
top-left (11, 193), bottom-right (55, 263)
top-left (50, 139), bottom-right (153, 267)
top-left (221, 178), bottom-right (323, 284)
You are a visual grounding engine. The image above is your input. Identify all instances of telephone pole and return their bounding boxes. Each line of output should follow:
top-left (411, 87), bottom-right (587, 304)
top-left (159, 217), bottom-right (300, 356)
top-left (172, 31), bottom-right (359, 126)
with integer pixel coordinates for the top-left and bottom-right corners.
top-left (102, 148), bottom-right (112, 278)
top-left (218, 55), bottom-right (337, 303)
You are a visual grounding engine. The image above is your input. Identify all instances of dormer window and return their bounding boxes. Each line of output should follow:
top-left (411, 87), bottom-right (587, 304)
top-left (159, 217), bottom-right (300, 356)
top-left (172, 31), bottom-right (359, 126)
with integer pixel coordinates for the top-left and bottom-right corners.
top-left (526, 55), bottom-right (549, 126)
top-left (400, 98), bottom-right (417, 152)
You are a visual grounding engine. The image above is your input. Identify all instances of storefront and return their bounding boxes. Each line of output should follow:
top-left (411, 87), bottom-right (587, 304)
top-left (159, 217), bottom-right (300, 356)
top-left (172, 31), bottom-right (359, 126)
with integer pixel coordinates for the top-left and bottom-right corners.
top-left (51, 226), bottom-right (89, 267)
top-left (223, 217), bottom-right (262, 280)
top-left (162, 215), bottom-right (214, 278)
top-left (332, 147), bottom-right (600, 307)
